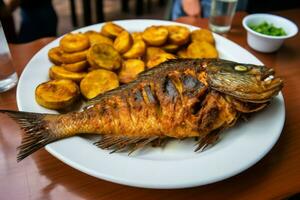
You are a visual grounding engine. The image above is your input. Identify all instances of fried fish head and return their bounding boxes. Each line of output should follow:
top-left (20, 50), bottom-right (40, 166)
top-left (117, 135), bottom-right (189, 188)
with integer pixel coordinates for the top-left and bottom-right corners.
top-left (205, 59), bottom-right (283, 104)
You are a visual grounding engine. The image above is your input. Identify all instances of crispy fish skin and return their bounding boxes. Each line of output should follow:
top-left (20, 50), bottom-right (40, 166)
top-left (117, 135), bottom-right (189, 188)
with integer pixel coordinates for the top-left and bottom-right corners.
top-left (0, 59), bottom-right (283, 161)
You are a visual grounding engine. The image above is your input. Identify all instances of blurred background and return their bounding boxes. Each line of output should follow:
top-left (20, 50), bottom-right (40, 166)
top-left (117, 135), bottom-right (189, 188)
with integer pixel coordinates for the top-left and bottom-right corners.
top-left (1, 0), bottom-right (299, 43)
top-left (13, 0), bottom-right (167, 35)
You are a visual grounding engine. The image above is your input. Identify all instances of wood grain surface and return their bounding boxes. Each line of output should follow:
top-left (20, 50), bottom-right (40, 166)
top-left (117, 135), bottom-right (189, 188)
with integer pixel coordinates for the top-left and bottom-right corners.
top-left (0, 10), bottom-right (300, 200)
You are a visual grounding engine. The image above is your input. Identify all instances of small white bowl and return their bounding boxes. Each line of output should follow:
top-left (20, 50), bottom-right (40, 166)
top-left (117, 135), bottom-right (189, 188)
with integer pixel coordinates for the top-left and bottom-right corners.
top-left (242, 13), bottom-right (298, 53)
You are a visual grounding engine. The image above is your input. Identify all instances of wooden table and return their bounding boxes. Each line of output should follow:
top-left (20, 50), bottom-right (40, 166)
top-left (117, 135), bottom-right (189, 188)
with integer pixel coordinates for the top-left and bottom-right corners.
top-left (1, 10), bottom-right (300, 200)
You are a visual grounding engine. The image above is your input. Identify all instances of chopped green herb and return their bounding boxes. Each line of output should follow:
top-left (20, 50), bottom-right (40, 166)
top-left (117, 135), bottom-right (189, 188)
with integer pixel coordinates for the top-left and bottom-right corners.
top-left (248, 21), bottom-right (287, 36)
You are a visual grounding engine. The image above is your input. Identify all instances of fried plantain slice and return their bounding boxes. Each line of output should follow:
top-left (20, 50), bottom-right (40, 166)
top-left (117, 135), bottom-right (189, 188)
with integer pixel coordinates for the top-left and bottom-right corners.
top-left (131, 32), bottom-right (143, 40)
top-left (191, 29), bottom-right (215, 44)
top-left (87, 43), bottom-right (122, 70)
top-left (61, 49), bottom-right (87, 64)
top-left (177, 48), bottom-right (189, 58)
top-left (113, 31), bottom-right (133, 54)
top-left (85, 30), bottom-right (113, 46)
top-left (101, 22), bottom-right (125, 39)
top-left (142, 26), bottom-right (168, 46)
top-left (49, 65), bottom-right (87, 82)
top-left (167, 25), bottom-right (190, 45)
top-left (48, 47), bottom-right (64, 65)
top-left (87, 66), bottom-right (100, 72)
top-left (62, 60), bottom-right (89, 72)
top-left (60, 33), bottom-right (90, 53)
top-left (118, 59), bottom-right (145, 83)
top-left (123, 38), bottom-right (146, 59)
top-left (145, 47), bottom-right (166, 62)
top-left (86, 50), bottom-right (98, 69)
top-left (161, 44), bottom-right (180, 53)
top-left (186, 41), bottom-right (218, 58)
top-left (35, 79), bottom-right (80, 110)
top-left (80, 69), bottom-right (119, 99)
top-left (146, 53), bottom-right (176, 69)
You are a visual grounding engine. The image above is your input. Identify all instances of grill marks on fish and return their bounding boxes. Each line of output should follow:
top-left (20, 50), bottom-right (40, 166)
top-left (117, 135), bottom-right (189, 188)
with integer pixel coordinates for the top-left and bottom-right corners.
top-left (95, 70), bottom-right (210, 152)
top-left (163, 77), bottom-right (179, 102)
top-left (90, 67), bottom-right (212, 148)
top-left (182, 74), bottom-right (207, 100)
top-left (143, 85), bottom-right (157, 104)
top-left (97, 68), bottom-right (214, 148)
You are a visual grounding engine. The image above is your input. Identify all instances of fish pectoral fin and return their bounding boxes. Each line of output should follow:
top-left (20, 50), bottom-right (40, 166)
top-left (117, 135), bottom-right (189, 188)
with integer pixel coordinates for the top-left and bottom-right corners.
top-left (194, 129), bottom-right (221, 152)
top-left (94, 135), bottom-right (159, 154)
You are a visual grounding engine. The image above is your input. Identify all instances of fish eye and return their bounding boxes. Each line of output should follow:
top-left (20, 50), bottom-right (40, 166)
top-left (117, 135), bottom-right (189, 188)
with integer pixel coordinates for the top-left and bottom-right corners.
top-left (234, 65), bottom-right (248, 72)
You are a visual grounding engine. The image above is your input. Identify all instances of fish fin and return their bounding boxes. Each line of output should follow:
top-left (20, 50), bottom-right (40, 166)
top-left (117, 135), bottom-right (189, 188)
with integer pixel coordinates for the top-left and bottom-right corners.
top-left (0, 110), bottom-right (57, 161)
top-left (128, 137), bottom-right (159, 155)
top-left (94, 135), bottom-right (159, 154)
top-left (194, 130), bottom-right (220, 152)
top-left (82, 94), bottom-right (104, 110)
top-left (151, 137), bottom-right (169, 147)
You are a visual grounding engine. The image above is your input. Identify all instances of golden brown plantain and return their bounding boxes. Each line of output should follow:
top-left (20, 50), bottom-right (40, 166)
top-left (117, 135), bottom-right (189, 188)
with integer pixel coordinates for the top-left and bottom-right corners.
top-left (62, 60), bottom-right (89, 72)
top-left (101, 22), bottom-right (125, 39)
top-left (187, 41), bottom-right (218, 58)
top-left (84, 30), bottom-right (114, 46)
top-left (35, 79), bottom-right (80, 110)
top-left (142, 26), bottom-right (169, 46)
top-left (60, 49), bottom-right (87, 64)
top-left (80, 69), bottom-right (119, 99)
top-left (87, 43), bottom-right (122, 70)
top-left (131, 32), bottom-right (143, 40)
top-left (177, 49), bottom-right (189, 58)
top-left (113, 31), bottom-right (133, 54)
top-left (49, 65), bottom-right (87, 82)
top-left (123, 38), bottom-right (146, 59)
top-left (146, 53), bottom-right (176, 68)
top-left (118, 59), bottom-right (145, 83)
top-left (60, 33), bottom-right (90, 53)
top-left (145, 47), bottom-right (166, 62)
top-left (191, 29), bottom-right (215, 44)
top-left (161, 44), bottom-right (180, 53)
top-left (166, 25), bottom-right (190, 45)
top-left (48, 47), bottom-right (64, 65)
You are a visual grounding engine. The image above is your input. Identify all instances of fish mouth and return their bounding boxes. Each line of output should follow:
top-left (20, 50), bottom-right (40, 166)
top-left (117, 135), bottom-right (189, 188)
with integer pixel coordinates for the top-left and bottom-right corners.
top-left (261, 68), bottom-right (274, 80)
top-left (222, 76), bottom-right (283, 103)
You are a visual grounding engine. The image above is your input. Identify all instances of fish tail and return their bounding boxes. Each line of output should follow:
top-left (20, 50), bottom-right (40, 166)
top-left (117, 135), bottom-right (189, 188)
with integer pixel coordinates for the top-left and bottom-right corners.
top-left (0, 110), bottom-right (58, 162)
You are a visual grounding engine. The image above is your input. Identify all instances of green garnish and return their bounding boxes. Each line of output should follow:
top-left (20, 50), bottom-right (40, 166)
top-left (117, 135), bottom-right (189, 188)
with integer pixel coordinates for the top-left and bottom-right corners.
top-left (248, 21), bottom-right (287, 36)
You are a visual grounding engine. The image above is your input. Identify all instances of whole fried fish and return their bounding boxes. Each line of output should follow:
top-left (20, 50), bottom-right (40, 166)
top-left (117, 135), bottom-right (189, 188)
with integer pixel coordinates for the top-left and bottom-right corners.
top-left (0, 59), bottom-right (283, 161)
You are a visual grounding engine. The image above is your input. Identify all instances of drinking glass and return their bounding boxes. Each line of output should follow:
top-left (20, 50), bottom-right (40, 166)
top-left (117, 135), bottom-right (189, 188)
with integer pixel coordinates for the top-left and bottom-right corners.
top-left (0, 21), bottom-right (18, 92)
top-left (209, 0), bottom-right (238, 34)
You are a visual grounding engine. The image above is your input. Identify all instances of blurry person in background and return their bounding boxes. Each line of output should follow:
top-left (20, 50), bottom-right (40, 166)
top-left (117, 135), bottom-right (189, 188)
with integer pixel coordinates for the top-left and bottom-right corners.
top-left (6, 0), bottom-right (58, 43)
top-left (171, 0), bottom-right (248, 20)
top-left (171, 0), bottom-right (300, 20)
top-left (0, 0), bottom-right (17, 42)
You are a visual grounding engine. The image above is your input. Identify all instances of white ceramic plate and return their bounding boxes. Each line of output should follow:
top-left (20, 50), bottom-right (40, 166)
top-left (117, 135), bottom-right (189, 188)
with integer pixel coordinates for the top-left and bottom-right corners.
top-left (16, 20), bottom-right (285, 189)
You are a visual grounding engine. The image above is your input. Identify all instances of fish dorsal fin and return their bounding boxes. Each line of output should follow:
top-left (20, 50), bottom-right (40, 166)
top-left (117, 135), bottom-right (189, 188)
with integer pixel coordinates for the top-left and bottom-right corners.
top-left (94, 135), bottom-right (160, 154)
top-left (83, 96), bottom-right (102, 110)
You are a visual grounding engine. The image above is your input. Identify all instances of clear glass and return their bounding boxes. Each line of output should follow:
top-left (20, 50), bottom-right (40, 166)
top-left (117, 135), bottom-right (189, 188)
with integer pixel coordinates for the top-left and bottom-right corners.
top-left (0, 21), bottom-right (18, 92)
top-left (209, 0), bottom-right (238, 34)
